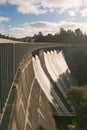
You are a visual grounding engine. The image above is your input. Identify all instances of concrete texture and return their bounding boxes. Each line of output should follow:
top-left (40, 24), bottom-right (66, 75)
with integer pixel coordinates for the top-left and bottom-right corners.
top-left (0, 52), bottom-right (57, 130)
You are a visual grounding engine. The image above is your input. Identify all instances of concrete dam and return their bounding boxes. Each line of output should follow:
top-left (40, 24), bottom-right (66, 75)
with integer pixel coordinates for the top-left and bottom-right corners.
top-left (0, 41), bottom-right (83, 130)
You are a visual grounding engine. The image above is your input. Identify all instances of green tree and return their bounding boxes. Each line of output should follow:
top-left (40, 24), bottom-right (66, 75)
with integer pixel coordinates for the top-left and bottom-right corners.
top-left (75, 28), bottom-right (83, 36)
top-left (60, 28), bottom-right (66, 34)
top-left (67, 85), bottom-right (87, 130)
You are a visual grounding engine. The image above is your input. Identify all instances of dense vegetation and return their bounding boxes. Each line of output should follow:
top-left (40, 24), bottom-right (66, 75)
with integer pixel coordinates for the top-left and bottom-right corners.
top-left (63, 47), bottom-right (87, 86)
top-left (27, 28), bottom-right (87, 43)
top-left (67, 85), bottom-right (87, 130)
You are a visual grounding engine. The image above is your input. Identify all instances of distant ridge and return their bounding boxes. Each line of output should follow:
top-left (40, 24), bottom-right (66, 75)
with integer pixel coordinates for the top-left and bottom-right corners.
top-left (0, 38), bottom-right (24, 43)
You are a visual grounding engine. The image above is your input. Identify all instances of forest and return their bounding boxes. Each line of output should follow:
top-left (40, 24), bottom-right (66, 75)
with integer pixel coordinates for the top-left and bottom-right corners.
top-left (29, 28), bottom-right (87, 43)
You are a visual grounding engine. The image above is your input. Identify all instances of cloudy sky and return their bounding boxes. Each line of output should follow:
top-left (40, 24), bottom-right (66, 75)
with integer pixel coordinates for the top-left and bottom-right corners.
top-left (1, 0), bottom-right (87, 38)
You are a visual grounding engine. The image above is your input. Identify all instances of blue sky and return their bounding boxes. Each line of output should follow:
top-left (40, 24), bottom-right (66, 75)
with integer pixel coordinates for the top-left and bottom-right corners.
top-left (0, 0), bottom-right (87, 38)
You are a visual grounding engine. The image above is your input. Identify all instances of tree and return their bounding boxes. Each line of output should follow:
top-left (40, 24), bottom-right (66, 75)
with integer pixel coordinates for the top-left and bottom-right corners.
top-left (60, 28), bottom-right (66, 35)
top-left (38, 31), bottom-right (43, 37)
top-left (67, 85), bottom-right (87, 130)
top-left (75, 28), bottom-right (83, 37)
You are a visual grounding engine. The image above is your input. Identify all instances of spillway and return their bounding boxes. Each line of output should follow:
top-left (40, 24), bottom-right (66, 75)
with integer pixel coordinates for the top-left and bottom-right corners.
top-left (33, 55), bottom-right (68, 112)
top-left (33, 50), bottom-right (77, 113)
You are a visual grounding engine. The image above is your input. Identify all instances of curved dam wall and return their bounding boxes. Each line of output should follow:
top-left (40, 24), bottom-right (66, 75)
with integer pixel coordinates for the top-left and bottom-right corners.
top-left (0, 42), bottom-right (84, 115)
top-left (0, 47), bottom-right (78, 130)
top-left (0, 52), bottom-right (57, 130)
top-left (0, 42), bottom-right (63, 114)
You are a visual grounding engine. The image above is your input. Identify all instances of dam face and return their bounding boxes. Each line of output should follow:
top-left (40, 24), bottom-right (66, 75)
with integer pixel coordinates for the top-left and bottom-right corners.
top-left (0, 51), bottom-right (57, 130)
top-left (0, 43), bottom-right (81, 130)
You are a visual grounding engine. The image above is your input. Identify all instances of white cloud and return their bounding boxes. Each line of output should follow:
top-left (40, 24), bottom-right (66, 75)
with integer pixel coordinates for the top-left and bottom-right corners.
top-left (0, 16), bottom-right (10, 35)
top-left (68, 10), bottom-right (76, 16)
top-left (6, 0), bottom-right (47, 14)
top-left (42, 0), bottom-right (82, 9)
top-left (80, 8), bottom-right (87, 16)
top-left (59, 9), bottom-right (65, 14)
top-left (0, 23), bottom-right (7, 34)
top-left (8, 21), bottom-right (87, 38)
top-left (0, 15), bottom-right (10, 35)
top-left (9, 27), bottom-right (30, 38)
top-left (9, 21), bottom-right (59, 38)
top-left (0, 0), bottom-right (85, 15)
top-left (0, 16), bottom-right (10, 22)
